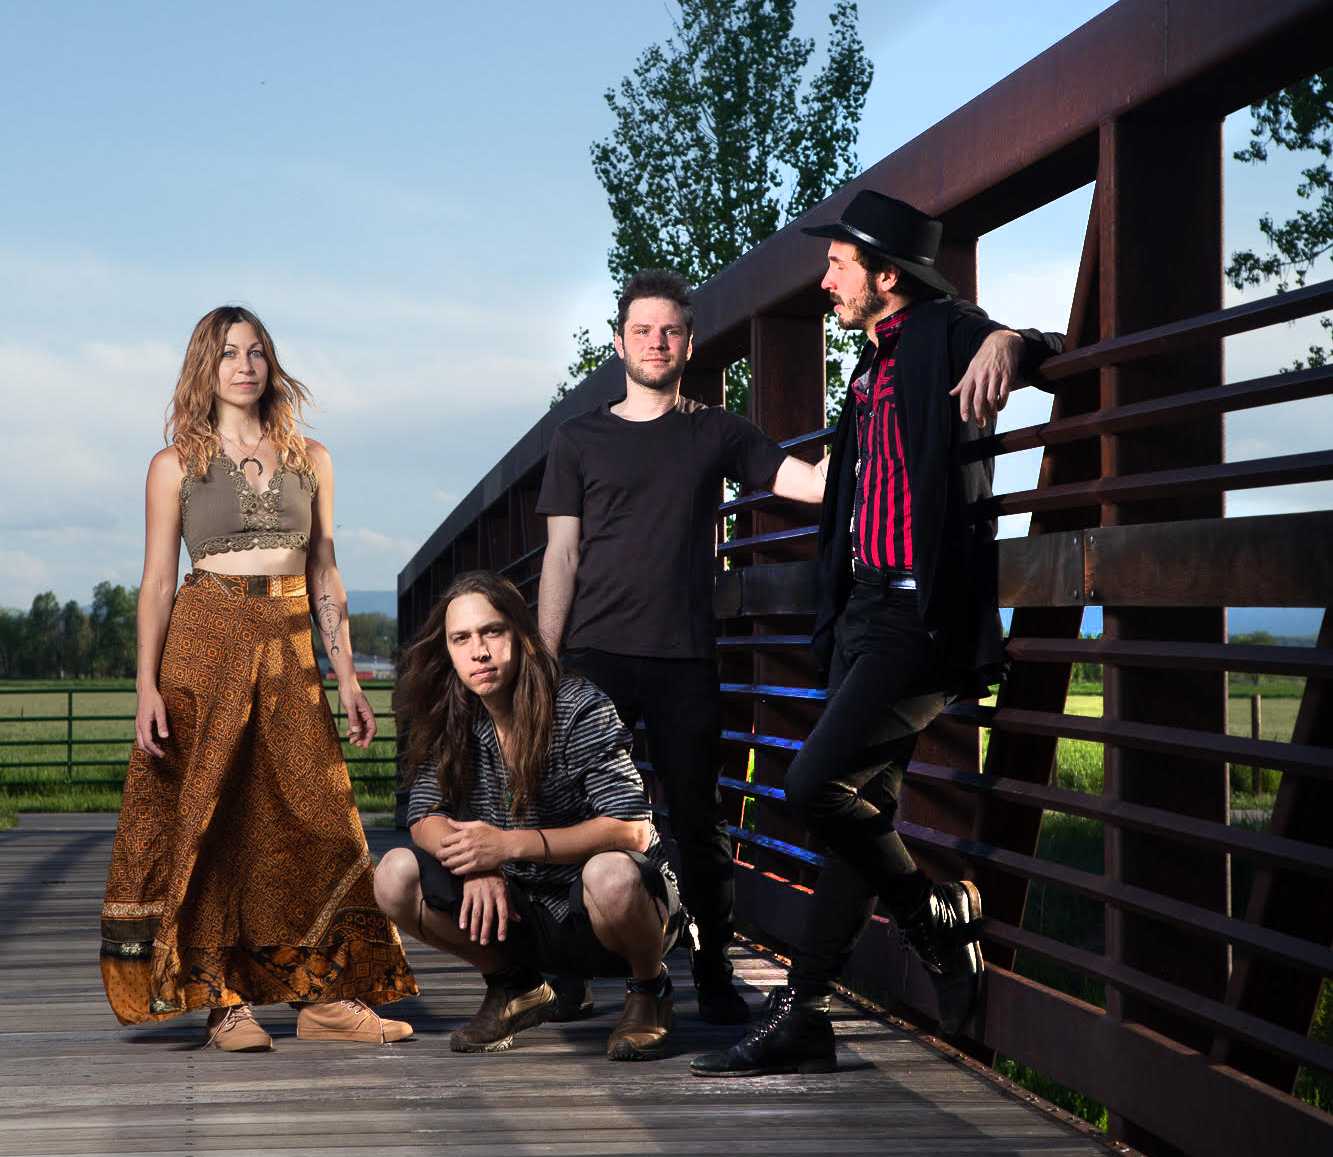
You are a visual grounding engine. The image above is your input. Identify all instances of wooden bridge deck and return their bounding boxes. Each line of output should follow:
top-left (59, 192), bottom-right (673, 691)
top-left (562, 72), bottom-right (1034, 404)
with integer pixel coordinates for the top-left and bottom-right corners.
top-left (0, 814), bottom-right (1113, 1156)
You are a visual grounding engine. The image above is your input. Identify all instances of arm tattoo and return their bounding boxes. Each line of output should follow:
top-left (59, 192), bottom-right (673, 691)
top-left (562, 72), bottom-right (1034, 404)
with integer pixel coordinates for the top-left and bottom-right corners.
top-left (316, 593), bottom-right (343, 657)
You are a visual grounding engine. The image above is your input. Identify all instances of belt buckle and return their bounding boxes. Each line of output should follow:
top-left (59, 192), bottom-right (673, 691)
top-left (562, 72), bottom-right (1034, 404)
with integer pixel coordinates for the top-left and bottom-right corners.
top-left (245, 575), bottom-right (268, 598)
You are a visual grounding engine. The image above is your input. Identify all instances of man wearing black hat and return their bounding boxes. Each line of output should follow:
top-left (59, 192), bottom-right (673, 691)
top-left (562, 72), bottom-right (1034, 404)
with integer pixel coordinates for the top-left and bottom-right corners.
top-left (692, 191), bottom-right (1062, 1077)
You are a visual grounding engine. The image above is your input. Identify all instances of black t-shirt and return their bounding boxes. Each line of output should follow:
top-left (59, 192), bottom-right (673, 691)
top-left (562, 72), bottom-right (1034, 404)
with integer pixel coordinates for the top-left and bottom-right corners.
top-left (536, 396), bottom-right (787, 658)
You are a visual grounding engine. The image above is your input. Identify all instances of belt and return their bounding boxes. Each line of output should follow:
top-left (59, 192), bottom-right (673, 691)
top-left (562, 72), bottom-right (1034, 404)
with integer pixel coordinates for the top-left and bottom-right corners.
top-left (186, 571), bottom-right (308, 598)
top-left (851, 559), bottom-right (917, 590)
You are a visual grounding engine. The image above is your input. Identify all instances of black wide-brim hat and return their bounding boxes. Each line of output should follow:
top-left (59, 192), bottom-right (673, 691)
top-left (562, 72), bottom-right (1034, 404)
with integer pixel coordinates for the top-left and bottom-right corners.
top-left (802, 190), bottom-right (957, 296)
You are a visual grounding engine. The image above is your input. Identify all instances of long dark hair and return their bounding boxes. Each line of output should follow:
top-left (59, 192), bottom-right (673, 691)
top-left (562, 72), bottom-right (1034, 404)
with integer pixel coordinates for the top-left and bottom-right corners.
top-left (395, 571), bottom-right (560, 815)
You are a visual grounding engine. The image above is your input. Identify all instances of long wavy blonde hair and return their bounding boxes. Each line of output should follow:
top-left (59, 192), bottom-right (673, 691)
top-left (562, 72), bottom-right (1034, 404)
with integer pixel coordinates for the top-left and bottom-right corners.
top-left (166, 305), bottom-right (314, 478)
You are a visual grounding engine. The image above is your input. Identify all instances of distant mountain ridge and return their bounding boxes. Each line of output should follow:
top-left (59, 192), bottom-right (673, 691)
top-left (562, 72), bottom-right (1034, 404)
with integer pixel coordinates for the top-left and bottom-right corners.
top-left (1000, 606), bottom-right (1320, 643)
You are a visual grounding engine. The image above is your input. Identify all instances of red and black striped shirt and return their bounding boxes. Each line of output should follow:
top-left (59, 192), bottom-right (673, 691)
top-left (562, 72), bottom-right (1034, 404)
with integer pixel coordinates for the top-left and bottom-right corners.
top-left (850, 307), bottom-right (914, 570)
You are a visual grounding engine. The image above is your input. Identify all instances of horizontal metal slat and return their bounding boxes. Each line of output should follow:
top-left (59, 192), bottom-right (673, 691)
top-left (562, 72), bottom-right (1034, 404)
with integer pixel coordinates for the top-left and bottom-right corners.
top-left (717, 525), bottom-right (818, 554)
top-left (978, 450), bottom-right (1333, 519)
top-left (1036, 278), bottom-right (1333, 383)
top-left (715, 634), bottom-right (813, 649)
top-left (497, 542), bottom-right (546, 577)
top-left (719, 682), bottom-right (827, 701)
top-left (948, 703), bottom-right (1333, 780)
top-left (1004, 637), bottom-right (1333, 677)
top-left (966, 363), bottom-right (1333, 463)
top-left (983, 919), bottom-right (1333, 1075)
top-left (898, 821), bottom-right (1333, 977)
top-left (904, 761), bottom-right (1333, 878)
top-left (720, 728), bottom-right (803, 753)
top-left (725, 823), bottom-right (824, 867)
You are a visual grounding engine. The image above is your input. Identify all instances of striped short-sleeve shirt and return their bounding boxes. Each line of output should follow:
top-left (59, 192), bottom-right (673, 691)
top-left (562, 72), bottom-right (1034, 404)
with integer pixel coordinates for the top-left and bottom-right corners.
top-left (406, 675), bottom-right (675, 921)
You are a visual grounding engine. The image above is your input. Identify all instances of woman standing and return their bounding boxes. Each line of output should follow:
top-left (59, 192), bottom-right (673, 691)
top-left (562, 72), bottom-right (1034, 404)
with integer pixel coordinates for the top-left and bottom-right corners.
top-left (100, 305), bottom-right (417, 1050)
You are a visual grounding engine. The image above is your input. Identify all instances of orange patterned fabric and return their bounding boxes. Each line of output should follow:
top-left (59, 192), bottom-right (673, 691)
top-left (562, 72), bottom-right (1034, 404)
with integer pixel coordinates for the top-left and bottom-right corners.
top-left (100, 571), bottom-right (418, 1024)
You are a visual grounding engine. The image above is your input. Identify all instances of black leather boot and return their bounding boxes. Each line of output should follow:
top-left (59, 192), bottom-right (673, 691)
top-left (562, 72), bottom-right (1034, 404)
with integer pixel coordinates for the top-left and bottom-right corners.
top-left (899, 879), bottom-right (984, 1034)
top-left (691, 944), bottom-right (750, 1025)
top-left (690, 986), bottom-right (835, 1077)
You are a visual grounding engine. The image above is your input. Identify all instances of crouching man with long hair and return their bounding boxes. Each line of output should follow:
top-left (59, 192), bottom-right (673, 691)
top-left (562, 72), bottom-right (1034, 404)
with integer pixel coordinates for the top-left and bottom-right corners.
top-left (375, 571), bottom-right (683, 1059)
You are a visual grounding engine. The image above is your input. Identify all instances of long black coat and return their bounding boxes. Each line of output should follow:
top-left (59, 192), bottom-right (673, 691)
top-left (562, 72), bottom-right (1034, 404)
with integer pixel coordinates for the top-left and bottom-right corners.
top-left (812, 298), bottom-right (1063, 693)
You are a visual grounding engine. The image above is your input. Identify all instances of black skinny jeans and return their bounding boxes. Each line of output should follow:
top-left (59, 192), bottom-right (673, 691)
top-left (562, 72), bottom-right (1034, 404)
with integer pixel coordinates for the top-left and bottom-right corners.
top-left (561, 648), bottom-right (735, 979)
top-left (786, 578), bottom-right (951, 994)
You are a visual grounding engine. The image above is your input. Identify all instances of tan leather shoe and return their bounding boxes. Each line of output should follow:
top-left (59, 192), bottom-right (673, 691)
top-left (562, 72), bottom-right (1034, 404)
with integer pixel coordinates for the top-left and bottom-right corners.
top-left (450, 980), bottom-right (555, 1053)
top-left (296, 999), bottom-right (414, 1043)
top-left (204, 1005), bottom-right (273, 1052)
top-left (607, 982), bottom-right (672, 1061)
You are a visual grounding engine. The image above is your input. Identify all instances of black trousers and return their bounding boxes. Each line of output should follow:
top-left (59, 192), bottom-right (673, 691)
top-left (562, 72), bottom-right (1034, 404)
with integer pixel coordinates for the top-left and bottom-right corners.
top-left (562, 648), bottom-right (735, 978)
top-left (785, 578), bottom-right (951, 993)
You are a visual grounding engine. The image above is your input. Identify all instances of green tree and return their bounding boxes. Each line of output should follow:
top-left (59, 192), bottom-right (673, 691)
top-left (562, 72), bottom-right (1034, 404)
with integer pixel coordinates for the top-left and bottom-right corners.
top-left (58, 600), bottom-right (92, 678)
top-left (554, 0), bottom-right (871, 415)
top-left (0, 610), bottom-right (22, 677)
top-left (24, 592), bottom-right (62, 678)
top-left (1227, 70), bottom-right (1333, 369)
top-left (349, 612), bottom-right (397, 660)
top-left (90, 582), bottom-right (137, 677)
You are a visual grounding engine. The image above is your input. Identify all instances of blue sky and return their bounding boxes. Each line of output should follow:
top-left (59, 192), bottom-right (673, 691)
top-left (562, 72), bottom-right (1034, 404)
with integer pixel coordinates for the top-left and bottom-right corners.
top-left (3, 0), bottom-right (1329, 608)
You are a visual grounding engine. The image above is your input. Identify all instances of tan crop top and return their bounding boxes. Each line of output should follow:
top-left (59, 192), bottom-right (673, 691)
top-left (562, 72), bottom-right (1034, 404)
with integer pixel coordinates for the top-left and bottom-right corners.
top-left (179, 455), bottom-right (317, 564)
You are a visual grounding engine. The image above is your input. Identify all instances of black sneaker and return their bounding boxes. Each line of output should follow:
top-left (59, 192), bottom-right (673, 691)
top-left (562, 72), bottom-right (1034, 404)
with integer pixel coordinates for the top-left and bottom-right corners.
top-left (899, 879), bottom-right (984, 1034)
top-left (548, 975), bottom-right (595, 1022)
top-left (690, 986), bottom-right (835, 1077)
top-left (449, 978), bottom-right (555, 1053)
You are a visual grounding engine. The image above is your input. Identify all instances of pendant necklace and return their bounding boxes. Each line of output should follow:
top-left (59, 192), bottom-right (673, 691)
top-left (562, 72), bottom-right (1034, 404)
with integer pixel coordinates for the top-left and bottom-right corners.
top-left (223, 430), bottom-right (266, 478)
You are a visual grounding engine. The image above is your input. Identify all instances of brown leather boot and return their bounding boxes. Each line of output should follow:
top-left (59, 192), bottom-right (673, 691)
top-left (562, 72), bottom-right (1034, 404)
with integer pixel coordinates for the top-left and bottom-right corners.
top-left (450, 977), bottom-right (555, 1053)
top-left (296, 999), bottom-right (414, 1043)
top-left (607, 972), bottom-right (672, 1061)
top-left (204, 1005), bottom-right (273, 1052)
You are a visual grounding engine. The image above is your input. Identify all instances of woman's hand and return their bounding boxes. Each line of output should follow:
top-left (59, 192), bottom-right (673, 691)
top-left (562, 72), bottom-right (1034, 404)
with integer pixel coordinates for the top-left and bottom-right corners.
top-left (459, 871), bottom-right (517, 945)
top-left (339, 682), bottom-right (377, 749)
top-left (438, 820), bottom-right (513, 875)
top-left (134, 686), bottom-right (170, 757)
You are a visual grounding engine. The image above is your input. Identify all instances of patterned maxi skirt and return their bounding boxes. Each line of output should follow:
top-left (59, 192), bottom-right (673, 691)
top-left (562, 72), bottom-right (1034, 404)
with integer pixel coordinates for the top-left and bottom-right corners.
top-left (100, 570), bottom-right (418, 1023)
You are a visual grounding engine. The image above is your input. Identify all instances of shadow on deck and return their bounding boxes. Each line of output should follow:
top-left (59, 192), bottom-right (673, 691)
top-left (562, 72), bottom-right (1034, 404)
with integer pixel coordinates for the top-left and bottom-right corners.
top-left (0, 814), bottom-right (1114, 1156)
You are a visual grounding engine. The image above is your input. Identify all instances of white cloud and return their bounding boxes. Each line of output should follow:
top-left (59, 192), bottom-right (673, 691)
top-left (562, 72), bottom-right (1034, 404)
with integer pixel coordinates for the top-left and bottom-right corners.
top-left (338, 527), bottom-right (420, 559)
top-left (0, 551), bottom-right (50, 607)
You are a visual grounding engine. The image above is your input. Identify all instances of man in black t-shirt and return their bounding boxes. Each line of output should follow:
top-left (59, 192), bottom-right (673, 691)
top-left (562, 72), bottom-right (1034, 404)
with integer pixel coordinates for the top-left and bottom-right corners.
top-left (537, 269), bottom-right (827, 1024)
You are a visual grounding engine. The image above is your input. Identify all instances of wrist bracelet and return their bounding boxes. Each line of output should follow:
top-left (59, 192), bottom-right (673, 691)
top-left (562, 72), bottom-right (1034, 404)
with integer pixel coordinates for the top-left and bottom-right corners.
top-left (536, 829), bottom-right (551, 862)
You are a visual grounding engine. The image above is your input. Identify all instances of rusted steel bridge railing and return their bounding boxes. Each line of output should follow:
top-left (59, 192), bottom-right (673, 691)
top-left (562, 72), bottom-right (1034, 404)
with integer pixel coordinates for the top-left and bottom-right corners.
top-left (399, 2), bottom-right (1333, 1153)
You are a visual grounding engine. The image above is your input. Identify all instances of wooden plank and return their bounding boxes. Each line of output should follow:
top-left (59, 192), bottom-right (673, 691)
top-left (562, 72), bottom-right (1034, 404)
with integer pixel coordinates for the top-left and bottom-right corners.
top-left (0, 816), bottom-right (1110, 1157)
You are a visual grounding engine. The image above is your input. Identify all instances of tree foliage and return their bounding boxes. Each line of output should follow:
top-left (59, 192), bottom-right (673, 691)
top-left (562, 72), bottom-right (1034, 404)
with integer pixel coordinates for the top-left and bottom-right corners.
top-left (1227, 70), bottom-right (1333, 369)
top-left (0, 585), bottom-right (133, 678)
top-left (2, 586), bottom-right (401, 681)
top-left (554, 0), bottom-right (872, 413)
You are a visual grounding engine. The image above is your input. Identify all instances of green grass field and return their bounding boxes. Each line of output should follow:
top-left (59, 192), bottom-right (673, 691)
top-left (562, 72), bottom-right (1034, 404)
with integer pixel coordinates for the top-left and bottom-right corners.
top-left (0, 679), bottom-right (399, 827)
top-left (1, 678), bottom-right (1303, 826)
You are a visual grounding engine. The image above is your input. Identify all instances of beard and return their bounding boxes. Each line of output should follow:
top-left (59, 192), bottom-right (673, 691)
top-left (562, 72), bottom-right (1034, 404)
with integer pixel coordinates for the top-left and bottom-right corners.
top-left (831, 282), bottom-right (889, 330)
top-left (624, 351), bottom-right (685, 391)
